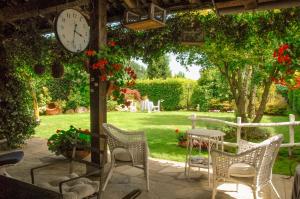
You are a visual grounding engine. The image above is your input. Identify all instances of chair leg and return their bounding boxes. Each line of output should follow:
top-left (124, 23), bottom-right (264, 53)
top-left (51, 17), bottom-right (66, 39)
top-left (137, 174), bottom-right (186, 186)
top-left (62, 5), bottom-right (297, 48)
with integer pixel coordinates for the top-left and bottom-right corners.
top-left (211, 181), bottom-right (217, 199)
top-left (252, 188), bottom-right (259, 199)
top-left (270, 182), bottom-right (281, 199)
top-left (145, 167), bottom-right (150, 191)
top-left (236, 184), bottom-right (239, 192)
top-left (102, 159), bottom-right (115, 191)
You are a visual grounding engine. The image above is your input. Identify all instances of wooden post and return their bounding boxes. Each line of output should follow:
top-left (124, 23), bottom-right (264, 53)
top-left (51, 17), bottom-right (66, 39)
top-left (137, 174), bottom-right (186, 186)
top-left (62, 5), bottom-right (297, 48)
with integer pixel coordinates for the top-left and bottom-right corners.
top-left (236, 117), bottom-right (242, 145)
top-left (191, 113), bottom-right (196, 129)
top-left (288, 114), bottom-right (295, 157)
top-left (89, 0), bottom-right (107, 165)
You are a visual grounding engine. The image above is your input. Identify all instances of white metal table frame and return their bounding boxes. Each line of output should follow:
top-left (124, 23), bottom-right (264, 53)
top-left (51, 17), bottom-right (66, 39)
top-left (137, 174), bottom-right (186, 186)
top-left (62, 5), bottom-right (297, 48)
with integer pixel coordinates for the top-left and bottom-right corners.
top-left (184, 128), bottom-right (225, 186)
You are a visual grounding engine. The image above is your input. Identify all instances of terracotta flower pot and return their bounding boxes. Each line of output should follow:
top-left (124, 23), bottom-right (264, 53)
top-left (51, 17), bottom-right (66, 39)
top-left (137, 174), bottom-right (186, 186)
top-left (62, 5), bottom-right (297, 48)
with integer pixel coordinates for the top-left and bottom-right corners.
top-left (63, 150), bottom-right (90, 160)
top-left (46, 103), bottom-right (61, 115)
top-left (178, 140), bottom-right (188, 148)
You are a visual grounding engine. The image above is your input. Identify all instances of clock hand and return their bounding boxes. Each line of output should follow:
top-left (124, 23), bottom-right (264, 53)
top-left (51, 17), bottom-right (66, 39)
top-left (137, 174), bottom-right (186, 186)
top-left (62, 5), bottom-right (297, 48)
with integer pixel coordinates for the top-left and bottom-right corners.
top-left (72, 24), bottom-right (77, 46)
top-left (74, 30), bottom-right (83, 37)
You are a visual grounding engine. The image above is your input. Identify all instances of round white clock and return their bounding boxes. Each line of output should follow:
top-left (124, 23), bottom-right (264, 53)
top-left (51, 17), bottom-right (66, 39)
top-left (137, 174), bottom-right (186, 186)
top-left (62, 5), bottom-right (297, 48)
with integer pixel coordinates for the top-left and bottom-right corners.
top-left (55, 9), bottom-right (90, 53)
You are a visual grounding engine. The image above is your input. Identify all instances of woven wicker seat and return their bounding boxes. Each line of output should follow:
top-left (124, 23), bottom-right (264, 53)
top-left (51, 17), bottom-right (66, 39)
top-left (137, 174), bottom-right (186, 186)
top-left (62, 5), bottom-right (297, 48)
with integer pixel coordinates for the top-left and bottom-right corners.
top-left (102, 123), bottom-right (149, 191)
top-left (211, 134), bottom-right (283, 199)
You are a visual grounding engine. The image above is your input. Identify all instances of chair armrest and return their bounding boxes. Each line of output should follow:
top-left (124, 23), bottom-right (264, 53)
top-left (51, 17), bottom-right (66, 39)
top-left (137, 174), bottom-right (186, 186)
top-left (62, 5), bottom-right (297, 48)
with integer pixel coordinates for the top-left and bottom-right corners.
top-left (31, 159), bottom-right (70, 184)
top-left (238, 139), bottom-right (258, 153)
top-left (58, 169), bottom-right (101, 193)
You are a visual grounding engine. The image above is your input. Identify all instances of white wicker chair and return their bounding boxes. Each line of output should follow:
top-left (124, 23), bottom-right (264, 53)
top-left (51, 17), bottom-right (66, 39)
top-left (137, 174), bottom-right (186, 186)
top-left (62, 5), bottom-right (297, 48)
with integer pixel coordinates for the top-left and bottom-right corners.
top-left (102, 123), bottom-right (149, 191)
top-left (211, 134), bottom-right (283, 199)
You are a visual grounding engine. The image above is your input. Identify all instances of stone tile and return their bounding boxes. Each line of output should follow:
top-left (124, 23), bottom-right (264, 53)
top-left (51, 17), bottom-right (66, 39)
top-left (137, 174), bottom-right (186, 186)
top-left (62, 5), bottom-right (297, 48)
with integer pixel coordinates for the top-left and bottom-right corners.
top-left (2, 137), bottom-right (293, 199)
top-left (117, 166), bottom-right (144, 177)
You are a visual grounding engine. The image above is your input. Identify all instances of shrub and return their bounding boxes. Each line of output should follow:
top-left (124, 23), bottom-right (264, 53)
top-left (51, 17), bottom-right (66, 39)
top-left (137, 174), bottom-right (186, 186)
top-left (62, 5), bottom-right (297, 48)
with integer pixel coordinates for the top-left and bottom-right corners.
top-left (265, 88), bottom-right (288, 115)
top-left (133, 78), bottom-right (196, 110)
top-left (0, 64), bottom-right (37, 148)
top-left (107, 100), bottom-right (118, 111)
top-left (288, 89), bottom-right (300, 114)
top-left (190, 85), bottom-right (210, 111)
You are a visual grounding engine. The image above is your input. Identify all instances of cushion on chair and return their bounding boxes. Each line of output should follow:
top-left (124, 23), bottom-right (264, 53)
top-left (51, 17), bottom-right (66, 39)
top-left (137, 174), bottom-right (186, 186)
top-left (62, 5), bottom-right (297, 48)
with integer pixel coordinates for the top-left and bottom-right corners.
top-left (0, 151), bottom-right (24, 166)
top-left (113, 148), bottom-right (132, 162)
top-left (228, 163), bottom-right (256, 177)
top-left (38, 173), bottom-right (99, 199)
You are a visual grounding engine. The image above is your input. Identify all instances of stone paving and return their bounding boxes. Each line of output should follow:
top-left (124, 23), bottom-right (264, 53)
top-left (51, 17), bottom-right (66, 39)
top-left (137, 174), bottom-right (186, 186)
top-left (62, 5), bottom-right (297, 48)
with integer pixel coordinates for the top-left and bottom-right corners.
top-left (2, 138), bottom-right (294, 199)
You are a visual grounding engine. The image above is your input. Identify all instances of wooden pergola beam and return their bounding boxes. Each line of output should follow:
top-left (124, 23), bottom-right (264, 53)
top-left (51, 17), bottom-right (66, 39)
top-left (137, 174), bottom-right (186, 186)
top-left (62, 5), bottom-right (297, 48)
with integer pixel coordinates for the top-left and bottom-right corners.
top-left (89, 0), bottom-right (108, 166)
top-left (218, 0), bottom-right (300, 14)
top-left (0, 0), bottom-right (89, 22)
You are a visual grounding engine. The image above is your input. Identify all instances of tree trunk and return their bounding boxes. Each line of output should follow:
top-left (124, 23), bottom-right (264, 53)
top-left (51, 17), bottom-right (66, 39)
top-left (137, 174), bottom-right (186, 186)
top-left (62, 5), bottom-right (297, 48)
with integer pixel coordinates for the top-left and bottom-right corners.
top-left (247, 84), bottom-right (257, 119)
top-left (252, 79), bottom-right (272, 123)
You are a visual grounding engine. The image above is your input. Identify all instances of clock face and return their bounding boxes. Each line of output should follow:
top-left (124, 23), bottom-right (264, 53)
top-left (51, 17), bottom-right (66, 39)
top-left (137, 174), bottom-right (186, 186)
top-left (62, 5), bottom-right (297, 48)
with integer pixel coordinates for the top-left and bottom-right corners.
top-left (55, 9), bottom-right (90, 53)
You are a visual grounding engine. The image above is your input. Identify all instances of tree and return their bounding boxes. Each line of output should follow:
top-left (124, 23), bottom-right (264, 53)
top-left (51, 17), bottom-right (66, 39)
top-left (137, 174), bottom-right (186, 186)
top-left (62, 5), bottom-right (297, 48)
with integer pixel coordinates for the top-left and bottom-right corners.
top-left (146, 55), bottom-right (171, 79)
top-left (174, 71), bottom-right (185, 78)
top-left (110, 8), bottom-right (300, 124)
top-left (129, 61), bottom-right (147, 79)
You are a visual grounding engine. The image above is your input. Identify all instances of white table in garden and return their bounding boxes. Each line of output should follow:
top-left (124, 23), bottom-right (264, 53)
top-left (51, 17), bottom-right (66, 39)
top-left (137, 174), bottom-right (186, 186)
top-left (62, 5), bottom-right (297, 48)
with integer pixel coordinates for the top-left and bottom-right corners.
top-left (141, 100), bottom-right (154, 113)
top-left (184, 128), bottom-right (225, 186)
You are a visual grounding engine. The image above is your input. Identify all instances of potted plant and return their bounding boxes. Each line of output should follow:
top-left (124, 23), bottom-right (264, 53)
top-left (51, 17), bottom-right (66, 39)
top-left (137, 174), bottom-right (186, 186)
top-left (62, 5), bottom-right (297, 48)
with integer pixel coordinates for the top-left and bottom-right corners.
top-left (33, 63), bottom-right (46, 75)
top-left (175, 129), bottom-right (188, 148)
top-left (47, 126), bottom-right (91, 159)
top-left (84, 40), bottom-right (137, 104)
top-left (175, 128), bottom-right (208, 149)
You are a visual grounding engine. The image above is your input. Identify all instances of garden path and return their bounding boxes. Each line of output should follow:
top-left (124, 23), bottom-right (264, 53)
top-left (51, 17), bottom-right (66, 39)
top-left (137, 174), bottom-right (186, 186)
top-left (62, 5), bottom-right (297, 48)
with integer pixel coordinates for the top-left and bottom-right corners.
top-left (4, 137), bottom-right (293, 199)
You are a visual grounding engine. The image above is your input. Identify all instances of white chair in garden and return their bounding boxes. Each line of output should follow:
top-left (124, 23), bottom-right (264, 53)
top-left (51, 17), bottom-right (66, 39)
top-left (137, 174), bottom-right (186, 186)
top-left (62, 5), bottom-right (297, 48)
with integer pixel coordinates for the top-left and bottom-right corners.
top-left (102, 123), bottom-right (149, 191)
top-left (129, 101), bottom-right (137, 112)
top-left (211, 134), bottom-right (283, 199)
top-left (152, 100), bottom-right (160, 112)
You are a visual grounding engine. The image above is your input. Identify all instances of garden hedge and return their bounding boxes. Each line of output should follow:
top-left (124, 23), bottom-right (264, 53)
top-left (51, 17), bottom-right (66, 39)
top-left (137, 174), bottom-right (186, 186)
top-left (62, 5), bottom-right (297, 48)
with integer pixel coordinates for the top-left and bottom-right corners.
top-left (288, 89), bottom-right (300, 114)
top-left (133, 78), bottom-right (196, 110)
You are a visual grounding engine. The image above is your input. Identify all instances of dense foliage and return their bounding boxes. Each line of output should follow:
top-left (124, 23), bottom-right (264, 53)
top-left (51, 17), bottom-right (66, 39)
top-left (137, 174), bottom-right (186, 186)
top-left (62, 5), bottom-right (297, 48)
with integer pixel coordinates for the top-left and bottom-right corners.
top-left (133, 78), bottom-right (196, 110)
top-left (146, 55), bottom-right (171, 79)
top-left (0, 45), bottom-right (37, 147)
top-left (288, 89), bottom-right (300, 114)
top-left (110, 8), bottom-right (300, 123)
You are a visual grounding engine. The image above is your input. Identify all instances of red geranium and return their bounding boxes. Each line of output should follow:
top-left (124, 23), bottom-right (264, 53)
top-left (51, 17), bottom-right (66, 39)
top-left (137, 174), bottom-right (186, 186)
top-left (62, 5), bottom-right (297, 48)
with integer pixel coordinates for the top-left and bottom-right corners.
top-left (100, 75), bottom-right (107, 81)
top-left (85, 50), bottom-right (96, 56)
top-left (108, 41), bottom-right (116, 47)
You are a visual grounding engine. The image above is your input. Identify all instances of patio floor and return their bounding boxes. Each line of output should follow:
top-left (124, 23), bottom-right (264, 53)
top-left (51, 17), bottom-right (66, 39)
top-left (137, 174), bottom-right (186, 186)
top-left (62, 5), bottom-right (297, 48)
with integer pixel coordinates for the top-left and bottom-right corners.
top-left (3, 137), bottom-right (294, 199)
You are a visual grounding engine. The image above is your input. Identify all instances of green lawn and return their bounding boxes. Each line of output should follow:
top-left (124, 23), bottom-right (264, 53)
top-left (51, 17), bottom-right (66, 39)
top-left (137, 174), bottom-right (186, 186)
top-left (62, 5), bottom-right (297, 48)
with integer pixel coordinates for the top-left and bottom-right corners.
top-left (35, 111), bottom-right (300, 175)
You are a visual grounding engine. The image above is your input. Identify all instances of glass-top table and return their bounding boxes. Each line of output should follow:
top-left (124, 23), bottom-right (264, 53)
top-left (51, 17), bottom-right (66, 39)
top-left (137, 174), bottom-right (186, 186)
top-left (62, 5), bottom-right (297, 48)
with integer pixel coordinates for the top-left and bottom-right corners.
top-left (185, 128), bottom-right (225, 186)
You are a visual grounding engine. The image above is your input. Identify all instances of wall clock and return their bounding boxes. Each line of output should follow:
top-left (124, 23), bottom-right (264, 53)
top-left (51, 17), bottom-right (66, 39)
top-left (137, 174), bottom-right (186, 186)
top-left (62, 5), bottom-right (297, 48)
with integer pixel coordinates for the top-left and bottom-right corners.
top-left (55, 9), bottom-right (90, 53)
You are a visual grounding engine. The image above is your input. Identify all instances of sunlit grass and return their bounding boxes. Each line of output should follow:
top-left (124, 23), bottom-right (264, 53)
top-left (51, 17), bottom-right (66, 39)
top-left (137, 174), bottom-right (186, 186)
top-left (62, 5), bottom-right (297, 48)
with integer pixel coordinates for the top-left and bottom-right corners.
top-left (35, 111), bottom-right (299, 175)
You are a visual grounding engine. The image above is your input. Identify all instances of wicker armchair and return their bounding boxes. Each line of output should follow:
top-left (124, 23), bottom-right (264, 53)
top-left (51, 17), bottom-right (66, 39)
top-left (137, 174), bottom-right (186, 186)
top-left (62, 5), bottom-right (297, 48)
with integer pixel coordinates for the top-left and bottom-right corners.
top-left (211, 134), bottom-right (283, 199)
top-left (102, 123), bottom-right (149, 191)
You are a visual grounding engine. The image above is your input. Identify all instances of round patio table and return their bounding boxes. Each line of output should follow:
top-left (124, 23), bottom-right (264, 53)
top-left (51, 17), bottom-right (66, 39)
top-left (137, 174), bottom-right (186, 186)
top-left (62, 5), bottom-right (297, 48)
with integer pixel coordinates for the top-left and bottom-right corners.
top-left (184, 128), bottom-right (225, 186)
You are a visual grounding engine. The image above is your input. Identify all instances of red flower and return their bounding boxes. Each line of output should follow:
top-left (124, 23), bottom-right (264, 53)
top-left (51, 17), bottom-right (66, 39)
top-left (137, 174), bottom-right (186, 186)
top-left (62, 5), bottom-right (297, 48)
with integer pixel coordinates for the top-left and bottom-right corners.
top-left (108, 41), bottom-right (116, 47)
top-left (85, 50), bottom-right (96, 56)
top-left (120, 88), bottom-right (127, 93)
top-left (100, 75), bottom-right (107, 81)
top-left (286, 68), bottom-right (295, 75)
top-left (273, 50), bottom-right (278, 58)
top-left (112, 63), bottom-right (122, 71)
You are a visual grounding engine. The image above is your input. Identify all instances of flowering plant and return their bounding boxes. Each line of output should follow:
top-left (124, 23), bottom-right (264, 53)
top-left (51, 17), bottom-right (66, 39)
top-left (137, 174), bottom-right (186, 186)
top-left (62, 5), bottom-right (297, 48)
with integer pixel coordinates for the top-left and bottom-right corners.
top-left (47, 126), bottom-right (91, 156)
top-left (84, 41), bottom-right (137, 103)
top-left (271, 43), bottom-right (300, 89)
top-left (175, 128), bottom-right (187, 142)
